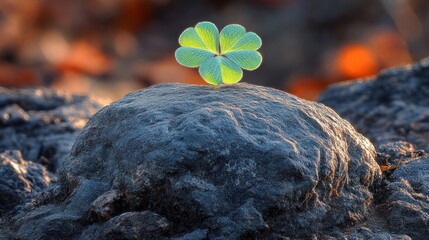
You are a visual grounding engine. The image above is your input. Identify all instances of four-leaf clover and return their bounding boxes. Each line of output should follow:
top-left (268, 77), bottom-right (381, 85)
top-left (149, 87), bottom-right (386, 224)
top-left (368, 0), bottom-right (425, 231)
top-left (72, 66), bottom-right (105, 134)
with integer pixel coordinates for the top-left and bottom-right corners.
top-left (175, 21), bottom-right (262, 87)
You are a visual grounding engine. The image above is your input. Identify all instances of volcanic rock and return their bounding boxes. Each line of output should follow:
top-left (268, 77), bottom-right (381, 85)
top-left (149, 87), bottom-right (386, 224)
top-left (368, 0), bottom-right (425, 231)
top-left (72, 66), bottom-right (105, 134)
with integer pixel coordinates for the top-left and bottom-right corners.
top-left (382, 155), bottom-right (429, 239)
top-left (319, 58), bottom-right (429, 239)
top-left (6, 83), bottom-right (381, 239)
top-left (334, 227), bottom-right (411, 240)
top-left (0, 150), bottom-right (53, 216)
top-left (318, 57), bottom-right (429, 152)
top-left (0, 87), bottom-right (102, 172)
top-left (80, 211), bottom-right (172, 240)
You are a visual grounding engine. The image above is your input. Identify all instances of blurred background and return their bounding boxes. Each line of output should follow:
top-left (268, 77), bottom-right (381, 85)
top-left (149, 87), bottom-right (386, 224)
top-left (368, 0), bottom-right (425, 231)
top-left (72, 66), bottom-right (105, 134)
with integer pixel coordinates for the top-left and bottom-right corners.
top-left (0, 0), bottom-right (428, 102)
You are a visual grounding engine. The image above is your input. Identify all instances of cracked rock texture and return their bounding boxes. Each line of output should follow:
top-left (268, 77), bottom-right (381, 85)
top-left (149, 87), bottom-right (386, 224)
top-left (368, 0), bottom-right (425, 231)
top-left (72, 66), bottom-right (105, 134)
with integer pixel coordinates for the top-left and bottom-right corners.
top-left (319, 58), bottom-right (429, 239)
top-left (5, 83), bottom-right (381, 239)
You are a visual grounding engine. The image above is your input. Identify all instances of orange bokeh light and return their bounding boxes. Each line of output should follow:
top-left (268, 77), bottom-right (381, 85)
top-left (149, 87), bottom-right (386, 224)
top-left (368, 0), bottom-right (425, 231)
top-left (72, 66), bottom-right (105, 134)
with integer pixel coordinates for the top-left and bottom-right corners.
top-left (335, 44), bottom-right (379, 79)
top-left (57, 41), bottom-right (112, 75)
top-left (287, 76), bottom-right (329, 101)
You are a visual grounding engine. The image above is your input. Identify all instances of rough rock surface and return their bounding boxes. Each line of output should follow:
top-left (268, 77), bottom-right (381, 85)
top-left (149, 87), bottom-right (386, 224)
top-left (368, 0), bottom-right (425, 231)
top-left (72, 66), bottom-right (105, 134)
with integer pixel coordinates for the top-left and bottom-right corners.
top-left (323, 226), bottom-right (412, 240)
top-left (80, 211), bottom-right (172, 240)
top-left (0, 150), bottom-right (53, 216)
top-left (319, 58), bottom-right (429, 239)
top-left (318, 58), bottom-right (429, 152)
top-left (5, 83), bottom-right (381, 239)
top-left (380, 153), bottom-right (429, 239)
top-left (0, 87), bottom-right (102, 221)
top-left (0, 87), bottom-right (102, 172)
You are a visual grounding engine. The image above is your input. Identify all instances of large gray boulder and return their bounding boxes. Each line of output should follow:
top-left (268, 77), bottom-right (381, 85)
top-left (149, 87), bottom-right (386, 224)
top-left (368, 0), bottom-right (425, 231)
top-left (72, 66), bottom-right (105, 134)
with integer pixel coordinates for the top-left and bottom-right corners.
top-left (7, 83), bottom-right (381, 239)
top-left (0, 87), bottom-right (103, 172)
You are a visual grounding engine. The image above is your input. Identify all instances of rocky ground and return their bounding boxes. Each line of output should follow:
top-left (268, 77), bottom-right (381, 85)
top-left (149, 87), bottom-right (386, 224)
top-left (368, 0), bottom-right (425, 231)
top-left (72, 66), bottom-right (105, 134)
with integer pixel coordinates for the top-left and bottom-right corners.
top-left (1, 58), bottom-right (429, 239)
top-left (0, 87), bottom-right (102, 218)
top-left (319, 57), bottom-right (429, 239)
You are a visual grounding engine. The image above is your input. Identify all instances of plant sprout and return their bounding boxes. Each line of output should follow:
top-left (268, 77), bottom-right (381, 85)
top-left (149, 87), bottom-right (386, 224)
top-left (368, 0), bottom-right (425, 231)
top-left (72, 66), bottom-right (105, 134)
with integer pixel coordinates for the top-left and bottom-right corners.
top-left (175, 21), bottom-right (262, 88)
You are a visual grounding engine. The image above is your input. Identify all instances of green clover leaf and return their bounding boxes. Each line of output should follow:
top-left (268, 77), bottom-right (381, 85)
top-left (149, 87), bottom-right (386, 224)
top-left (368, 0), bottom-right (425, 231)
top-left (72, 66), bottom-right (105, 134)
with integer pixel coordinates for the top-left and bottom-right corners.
top-left (175, 21), bottom-right (262, 87)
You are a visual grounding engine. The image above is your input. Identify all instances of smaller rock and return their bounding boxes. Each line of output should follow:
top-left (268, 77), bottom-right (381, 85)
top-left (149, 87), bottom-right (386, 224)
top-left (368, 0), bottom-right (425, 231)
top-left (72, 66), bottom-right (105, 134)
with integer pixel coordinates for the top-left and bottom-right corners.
top-left (229, 199), bottom-right (269, 234)
top-left (14, 179), bottom-right (108, 240)
top-left (207, 200), bottom-right (269, 240)
top-left (376, 141), bottom-right (426, 175)
top-left (24, 213), bottom-right (82, 240)
top-left (88, 190), bottom-right (125, 222)
top-left (80, 211), bottom-right (172, 240)
top-left (172, 229), bottom-right (208, 240)
top-left (268, 233), bottom-right (291, 240)
top-left (378, 142), bottom-right (418, 158)
top-left (334, 228), bottom-right (412, 240)
top-left (377, 141), bottom-right (426, 165)
top-left (0, 150), bottom-right (53, 216)
top-left (0, 104), bottom-right (29, 125)
top-left (383, 157), bottom-right (429, 239)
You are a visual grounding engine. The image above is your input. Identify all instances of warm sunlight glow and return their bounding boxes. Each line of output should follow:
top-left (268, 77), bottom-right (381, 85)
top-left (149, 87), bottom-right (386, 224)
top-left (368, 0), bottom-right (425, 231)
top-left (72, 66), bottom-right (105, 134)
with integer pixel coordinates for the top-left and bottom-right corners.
top-left (336, 44), bottom-right (379, 79)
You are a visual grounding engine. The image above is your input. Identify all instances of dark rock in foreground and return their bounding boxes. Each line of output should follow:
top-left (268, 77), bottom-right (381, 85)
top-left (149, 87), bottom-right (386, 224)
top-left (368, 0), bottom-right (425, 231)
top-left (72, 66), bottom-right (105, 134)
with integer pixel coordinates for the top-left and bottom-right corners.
top-left (7, 83), bottom-right (381, 239)
top-left (0, 87), bottom-right (103, 172)
top-left (318, 58), bottom-right (429, 152)
top-left (319, 58), bottom-right (429, 239)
